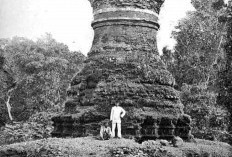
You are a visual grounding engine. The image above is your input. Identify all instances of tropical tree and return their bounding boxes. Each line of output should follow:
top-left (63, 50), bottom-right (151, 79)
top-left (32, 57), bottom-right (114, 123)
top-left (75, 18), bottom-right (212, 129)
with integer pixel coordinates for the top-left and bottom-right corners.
top-left (217, 1), bottom-right (232, 132)
top-left (0, 34), bottom-right (85, 122)
top-left (0, 50), bottom-right (16, 122)
top-left (168, 0), bottom-right (227, 89)
top-left (161, 0), bottom-right (230, 140)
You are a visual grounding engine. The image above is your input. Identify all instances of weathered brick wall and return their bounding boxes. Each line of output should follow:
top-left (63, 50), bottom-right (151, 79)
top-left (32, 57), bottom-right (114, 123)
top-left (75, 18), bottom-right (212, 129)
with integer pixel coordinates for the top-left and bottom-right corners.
top-left (52, 0), bottom-right (192, 142)
top-left (89, 0), bottom-right (165, 14)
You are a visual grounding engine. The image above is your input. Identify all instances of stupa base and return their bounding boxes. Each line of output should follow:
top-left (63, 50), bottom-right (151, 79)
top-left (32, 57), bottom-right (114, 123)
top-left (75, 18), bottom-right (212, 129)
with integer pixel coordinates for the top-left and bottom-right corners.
top-left (51, 113), bottom-right (192, 142)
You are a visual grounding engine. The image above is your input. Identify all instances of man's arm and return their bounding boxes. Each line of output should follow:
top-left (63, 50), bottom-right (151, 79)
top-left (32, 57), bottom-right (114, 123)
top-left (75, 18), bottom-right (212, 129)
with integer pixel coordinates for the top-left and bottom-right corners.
top-left (110, 107), bottom-right (114, 121)
top-left (120, 107), bottom-right (126, 118)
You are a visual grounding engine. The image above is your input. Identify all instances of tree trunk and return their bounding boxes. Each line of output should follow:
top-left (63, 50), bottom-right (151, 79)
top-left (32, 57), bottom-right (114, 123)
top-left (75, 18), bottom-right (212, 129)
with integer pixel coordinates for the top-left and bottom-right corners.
top-left (5, 94), bottom-right (13, 121)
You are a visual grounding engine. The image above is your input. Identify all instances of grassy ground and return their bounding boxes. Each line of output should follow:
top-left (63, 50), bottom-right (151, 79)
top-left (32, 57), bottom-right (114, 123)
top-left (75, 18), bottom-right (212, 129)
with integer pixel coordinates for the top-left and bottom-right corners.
top-left (0, 137), bottom-right (232, 157)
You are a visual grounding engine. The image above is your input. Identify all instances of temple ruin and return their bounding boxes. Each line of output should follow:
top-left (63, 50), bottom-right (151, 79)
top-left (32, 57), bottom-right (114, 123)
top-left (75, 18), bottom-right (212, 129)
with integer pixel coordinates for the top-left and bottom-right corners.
top-left (52, 0), bottom-right (192, 141)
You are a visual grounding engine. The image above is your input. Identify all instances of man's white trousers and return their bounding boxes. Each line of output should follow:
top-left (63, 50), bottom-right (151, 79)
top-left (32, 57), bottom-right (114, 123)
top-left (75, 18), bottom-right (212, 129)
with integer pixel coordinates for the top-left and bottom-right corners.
top-left (111, 122), bottom-right (121, 138)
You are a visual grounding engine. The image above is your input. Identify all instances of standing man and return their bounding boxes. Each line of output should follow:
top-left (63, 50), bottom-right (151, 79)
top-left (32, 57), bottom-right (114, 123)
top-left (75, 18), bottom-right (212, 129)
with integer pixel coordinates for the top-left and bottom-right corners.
top-left (110, 102), bottom-right (126, 138)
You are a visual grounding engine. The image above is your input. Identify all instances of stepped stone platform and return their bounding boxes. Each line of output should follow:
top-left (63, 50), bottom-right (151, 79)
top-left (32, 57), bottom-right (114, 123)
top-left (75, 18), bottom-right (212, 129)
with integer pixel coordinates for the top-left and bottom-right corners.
top-left (52, 0), bottom-right (192, 142)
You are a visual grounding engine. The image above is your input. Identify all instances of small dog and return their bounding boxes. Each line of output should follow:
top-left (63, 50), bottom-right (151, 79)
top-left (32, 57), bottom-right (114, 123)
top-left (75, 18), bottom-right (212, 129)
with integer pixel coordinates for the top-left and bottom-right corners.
top-left (100, 122), bottom-right (112, 140)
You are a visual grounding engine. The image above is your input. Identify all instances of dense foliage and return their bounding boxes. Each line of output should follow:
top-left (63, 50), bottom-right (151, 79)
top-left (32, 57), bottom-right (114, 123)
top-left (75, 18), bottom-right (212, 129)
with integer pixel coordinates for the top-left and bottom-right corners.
top-left (163, 0), bottom-right (226, 88)
top-left (161, 0), bottom-right (231, 142)
top-left (0, 34), bottom-right (85, 145)
top-left (0, 34), bottom-right (85, 122)
top-left (0, 112), bottom-right (57, 145)
top-left (217, 1), bottom-right (232, 132)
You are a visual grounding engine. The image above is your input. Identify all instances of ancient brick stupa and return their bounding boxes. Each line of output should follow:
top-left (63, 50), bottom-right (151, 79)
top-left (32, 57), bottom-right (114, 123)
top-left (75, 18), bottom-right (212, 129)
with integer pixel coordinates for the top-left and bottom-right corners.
top-left (52, 0), bottom-right (192, 141)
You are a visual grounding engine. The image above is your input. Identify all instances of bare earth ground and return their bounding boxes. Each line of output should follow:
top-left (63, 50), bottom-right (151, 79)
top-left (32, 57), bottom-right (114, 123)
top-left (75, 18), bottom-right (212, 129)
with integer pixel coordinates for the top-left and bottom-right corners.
top-left (0, 137), bottom-right (232, 157)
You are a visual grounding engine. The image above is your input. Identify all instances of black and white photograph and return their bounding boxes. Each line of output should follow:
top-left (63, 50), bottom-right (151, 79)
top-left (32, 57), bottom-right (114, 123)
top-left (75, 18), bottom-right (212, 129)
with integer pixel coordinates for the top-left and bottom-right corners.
top-left (0, 0), bottom-right (232, 156)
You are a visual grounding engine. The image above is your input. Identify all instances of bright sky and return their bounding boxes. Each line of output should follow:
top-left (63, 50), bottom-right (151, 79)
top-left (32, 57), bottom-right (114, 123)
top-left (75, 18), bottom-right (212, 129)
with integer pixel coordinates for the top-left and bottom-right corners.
top-left (0, 0), bottom-right (194, 55)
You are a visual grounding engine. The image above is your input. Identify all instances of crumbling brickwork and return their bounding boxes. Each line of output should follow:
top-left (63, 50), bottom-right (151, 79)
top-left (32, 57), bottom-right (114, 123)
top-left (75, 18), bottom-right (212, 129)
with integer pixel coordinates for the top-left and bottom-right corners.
top-left (89, 0), bottom-right (165, 14)
top-left (52, 0), bottom-right (192, 142)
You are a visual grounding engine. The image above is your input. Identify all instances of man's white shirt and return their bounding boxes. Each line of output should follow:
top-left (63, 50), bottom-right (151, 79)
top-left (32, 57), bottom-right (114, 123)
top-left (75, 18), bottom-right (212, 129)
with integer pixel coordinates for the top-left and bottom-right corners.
top-left (110, 106), bottom-right (126, 123)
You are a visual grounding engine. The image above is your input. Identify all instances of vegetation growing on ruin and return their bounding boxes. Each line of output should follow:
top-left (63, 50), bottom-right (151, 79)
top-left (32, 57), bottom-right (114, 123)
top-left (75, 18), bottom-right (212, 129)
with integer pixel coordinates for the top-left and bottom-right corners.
top-left (0, 0), bottom-right (232, 156)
